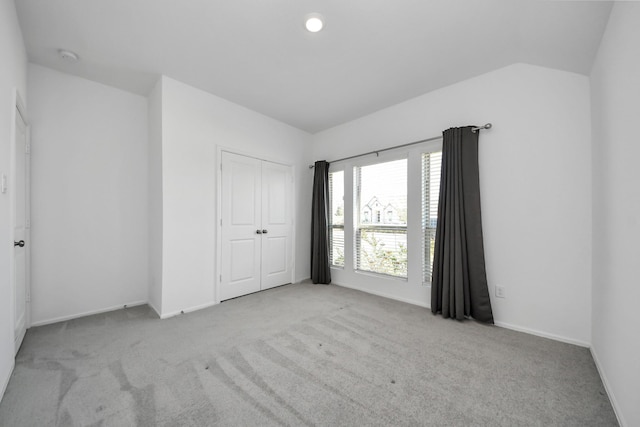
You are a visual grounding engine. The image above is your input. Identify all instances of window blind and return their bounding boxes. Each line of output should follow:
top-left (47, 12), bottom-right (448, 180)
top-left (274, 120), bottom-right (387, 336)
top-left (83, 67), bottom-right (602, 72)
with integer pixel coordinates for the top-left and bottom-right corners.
top-left (328, 170), bottom-right (345, 267)
top-left (422, 151), bottom-right (442, 283)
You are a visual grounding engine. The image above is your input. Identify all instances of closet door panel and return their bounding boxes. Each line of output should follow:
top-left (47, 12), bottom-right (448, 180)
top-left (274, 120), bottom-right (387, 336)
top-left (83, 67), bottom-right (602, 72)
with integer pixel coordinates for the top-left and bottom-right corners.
top-left (261, 161), bottom-right (293, 289)
top-left (220, 152), bottom-right (262, 301)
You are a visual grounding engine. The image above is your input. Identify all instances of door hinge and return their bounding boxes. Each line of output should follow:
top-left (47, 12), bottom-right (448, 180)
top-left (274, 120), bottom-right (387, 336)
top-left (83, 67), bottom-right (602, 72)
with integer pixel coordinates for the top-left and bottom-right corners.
top-left (25, 218), bottom-right (31, 229)
top-left (220, 218), bottom-right (222, 226)
top-left (26, 290), bottom-right (31, 303)
top-left (220, 274), bottom-right (222, 282)
top-left (25, 144), bottom-right (30, 154)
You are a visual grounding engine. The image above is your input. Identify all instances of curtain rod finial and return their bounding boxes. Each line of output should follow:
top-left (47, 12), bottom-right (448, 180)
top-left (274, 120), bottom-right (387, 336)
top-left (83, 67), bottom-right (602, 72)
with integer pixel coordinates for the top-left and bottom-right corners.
top-left (472, 123), bottom-right (492, 133)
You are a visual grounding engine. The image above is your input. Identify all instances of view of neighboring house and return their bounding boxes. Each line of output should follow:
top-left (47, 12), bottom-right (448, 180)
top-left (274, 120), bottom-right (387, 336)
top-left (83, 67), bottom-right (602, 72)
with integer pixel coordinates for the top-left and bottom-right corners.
top-left (361, 196), bottom-right (402, 225)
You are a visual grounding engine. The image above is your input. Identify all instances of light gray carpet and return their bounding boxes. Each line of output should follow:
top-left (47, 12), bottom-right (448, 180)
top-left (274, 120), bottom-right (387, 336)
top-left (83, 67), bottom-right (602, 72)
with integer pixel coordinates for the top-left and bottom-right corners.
top-left (0, 282), bottom-right (617, 426)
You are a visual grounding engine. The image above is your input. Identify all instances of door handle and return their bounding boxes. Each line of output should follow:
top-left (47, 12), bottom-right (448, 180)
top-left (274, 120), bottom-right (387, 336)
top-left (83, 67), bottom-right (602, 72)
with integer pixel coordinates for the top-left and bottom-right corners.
top-left (256, 229), bottom-right (263, 234)
top-left (262, 229), bottom-right (268, 234)
top-left (14, 240), bottom-right (25, 247)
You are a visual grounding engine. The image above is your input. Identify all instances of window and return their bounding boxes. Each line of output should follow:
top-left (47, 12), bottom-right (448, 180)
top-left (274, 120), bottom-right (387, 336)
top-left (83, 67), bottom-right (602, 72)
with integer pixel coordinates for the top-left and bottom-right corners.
top-left (326, 141), bottom-right (441, 286)
top-left (355, 159), bottom-right (407, 278)
top-left (422, 151), bottom-right (442, 283)
top-left (328, 170), bottom-right (344, 267)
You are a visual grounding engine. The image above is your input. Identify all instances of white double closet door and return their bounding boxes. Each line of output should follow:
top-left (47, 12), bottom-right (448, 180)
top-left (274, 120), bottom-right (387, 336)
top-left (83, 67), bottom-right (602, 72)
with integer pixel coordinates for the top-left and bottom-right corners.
top-left (220, 151), bottom-right (293, 301)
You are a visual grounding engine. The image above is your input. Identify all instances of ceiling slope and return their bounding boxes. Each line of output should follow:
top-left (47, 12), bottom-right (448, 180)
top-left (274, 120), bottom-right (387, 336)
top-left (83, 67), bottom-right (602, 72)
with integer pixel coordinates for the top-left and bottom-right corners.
top-left (16, 0), bottom-right (612, 133)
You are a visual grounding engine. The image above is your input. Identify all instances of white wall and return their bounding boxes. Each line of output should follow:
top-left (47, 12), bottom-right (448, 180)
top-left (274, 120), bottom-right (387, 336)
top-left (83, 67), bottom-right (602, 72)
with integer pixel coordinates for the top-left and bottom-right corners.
top-left (313, 63), bottom-right (592, 346)
top-left (28, 64), bottom-right (149, 325)
top-left (147, 79), bottom-right (163, 315)
top-left (158, 76), bottom-right (312, 317)
top-left (590, 3), bottom-right (640, 426)
top-left (0, 0), bottom-right (27, 402)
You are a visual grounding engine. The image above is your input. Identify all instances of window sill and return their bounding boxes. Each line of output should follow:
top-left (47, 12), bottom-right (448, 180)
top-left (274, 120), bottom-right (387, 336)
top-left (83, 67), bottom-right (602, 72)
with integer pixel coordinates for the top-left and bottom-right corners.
top-left (355, 269), bottom-right (408, 283)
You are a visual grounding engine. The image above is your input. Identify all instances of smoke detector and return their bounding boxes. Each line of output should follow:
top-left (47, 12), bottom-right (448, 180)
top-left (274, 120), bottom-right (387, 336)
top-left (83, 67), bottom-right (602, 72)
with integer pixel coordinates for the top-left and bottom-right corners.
top-left (58, 49), bottom-right (80, 63)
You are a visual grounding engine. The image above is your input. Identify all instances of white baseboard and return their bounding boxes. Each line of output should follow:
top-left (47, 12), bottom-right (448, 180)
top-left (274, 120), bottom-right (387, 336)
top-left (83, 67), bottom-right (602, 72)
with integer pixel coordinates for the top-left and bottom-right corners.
top-left (147, 300), bottom-right (162, 319)
top-left (30, 300), bottom-right (148, 327)
top-left (0, 359), bottom-right (15, 404)
top-left (332, 282), bottom-right (590, 348)
top-left (333, 281), bottom-right (429, 308)
top-left (493, 320), bottom-right (590, 348)
top-left (159, 280), bottom-right (312, 320)
top-left (160, 300), bottom-right (218, 319)
top-left (590, 346), bottom-right (626, 427)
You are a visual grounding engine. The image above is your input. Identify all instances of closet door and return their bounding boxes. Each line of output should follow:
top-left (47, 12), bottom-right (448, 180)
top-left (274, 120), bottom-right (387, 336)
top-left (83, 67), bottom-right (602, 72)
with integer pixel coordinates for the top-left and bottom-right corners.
top-left (220, 152), bottom-right (294, 301)
top-left (261, 161), bottom-right (293, 289)
top-left (220, 152), bottom-right (262, 301)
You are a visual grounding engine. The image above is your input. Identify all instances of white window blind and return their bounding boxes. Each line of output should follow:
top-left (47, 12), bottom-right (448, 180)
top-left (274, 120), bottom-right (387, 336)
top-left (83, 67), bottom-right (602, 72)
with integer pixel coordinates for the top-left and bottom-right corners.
top-left (354, 159), bottom-right (407, 278)
top-left (422, 151), bottom-right (442, 283)
top-left (328, 170), bottom-right (344, 267)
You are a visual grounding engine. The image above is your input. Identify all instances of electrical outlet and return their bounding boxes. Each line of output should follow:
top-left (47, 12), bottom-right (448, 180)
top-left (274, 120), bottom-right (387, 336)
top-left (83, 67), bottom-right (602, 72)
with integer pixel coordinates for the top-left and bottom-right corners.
top-left (495, 285), bottom-right (506, 298)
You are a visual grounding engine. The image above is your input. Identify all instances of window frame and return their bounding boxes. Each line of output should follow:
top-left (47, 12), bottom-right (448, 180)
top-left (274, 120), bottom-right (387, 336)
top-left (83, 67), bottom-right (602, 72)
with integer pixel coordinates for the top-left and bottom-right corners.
top-left (325, 138), bottom-right (442, 287)
top-left (352, 152), bottom-right (409, 280)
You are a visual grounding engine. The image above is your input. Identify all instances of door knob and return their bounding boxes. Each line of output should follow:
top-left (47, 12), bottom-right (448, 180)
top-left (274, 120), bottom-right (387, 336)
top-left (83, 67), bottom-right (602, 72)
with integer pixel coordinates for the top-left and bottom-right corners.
top-left (14, 240), bottom-right (25, 247)
top-left (256, 229), bottom-right (263, 234)
top-left (262, 229), bottom-right (268, 234)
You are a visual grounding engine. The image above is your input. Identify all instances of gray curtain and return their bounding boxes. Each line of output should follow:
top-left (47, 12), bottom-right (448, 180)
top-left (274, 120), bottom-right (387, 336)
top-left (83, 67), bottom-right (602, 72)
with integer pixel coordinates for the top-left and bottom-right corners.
top-left (311, 160), bottom-right (331, 284)
top-left (431, 126), bottom-right (494, 323)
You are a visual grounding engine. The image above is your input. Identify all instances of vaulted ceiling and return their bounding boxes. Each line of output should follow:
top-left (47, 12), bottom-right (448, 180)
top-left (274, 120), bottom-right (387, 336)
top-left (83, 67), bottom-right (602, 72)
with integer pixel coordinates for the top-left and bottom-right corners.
top-left (16, 0), bottom-right (612, 133)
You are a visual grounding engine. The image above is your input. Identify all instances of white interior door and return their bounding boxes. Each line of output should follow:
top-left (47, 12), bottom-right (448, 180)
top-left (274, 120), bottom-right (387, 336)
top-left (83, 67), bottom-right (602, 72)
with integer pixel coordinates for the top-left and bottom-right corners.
top-left (220, 152), bottom-right (262, 300)
top-left (261, 161), bottom-right (292, 290)
top-left (219, 152), bottom-right (293, 301)
top-left (13, 107), bottom-right (28, 354)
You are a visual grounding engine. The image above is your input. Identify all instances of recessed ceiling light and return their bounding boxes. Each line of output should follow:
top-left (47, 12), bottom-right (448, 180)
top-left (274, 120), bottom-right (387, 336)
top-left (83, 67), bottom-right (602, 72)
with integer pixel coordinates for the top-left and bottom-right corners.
top-left (305, 14), bottom-right (324, 33)
top-left (58, 49), bottom-right (79, 63)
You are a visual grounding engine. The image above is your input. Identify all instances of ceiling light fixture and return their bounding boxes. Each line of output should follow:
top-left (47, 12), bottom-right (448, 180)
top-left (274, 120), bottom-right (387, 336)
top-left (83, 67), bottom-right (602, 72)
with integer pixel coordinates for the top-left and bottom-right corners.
top-left (305, 13), bottom-right (324, 33)
top-left (58, 49), bottom-right (80, 63)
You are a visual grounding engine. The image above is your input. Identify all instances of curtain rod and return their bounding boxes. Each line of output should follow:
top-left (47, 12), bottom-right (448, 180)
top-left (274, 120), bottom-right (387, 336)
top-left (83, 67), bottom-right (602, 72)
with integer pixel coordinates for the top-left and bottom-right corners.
top-left (308, 123), bottom-right (492, 169)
